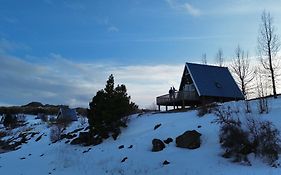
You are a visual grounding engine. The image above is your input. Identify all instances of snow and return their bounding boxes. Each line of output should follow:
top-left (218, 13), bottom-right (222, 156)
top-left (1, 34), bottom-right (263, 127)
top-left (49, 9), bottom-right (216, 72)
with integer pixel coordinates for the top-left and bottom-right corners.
top-left (1, 99), bottom-right (281, 174)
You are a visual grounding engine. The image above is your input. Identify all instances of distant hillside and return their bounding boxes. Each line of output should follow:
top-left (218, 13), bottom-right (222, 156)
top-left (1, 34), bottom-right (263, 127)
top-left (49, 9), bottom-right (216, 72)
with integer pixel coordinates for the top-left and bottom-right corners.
top-left (21, 102), bottom-right (44, 108)
top-left (0, 102), bottom-right (87, 116)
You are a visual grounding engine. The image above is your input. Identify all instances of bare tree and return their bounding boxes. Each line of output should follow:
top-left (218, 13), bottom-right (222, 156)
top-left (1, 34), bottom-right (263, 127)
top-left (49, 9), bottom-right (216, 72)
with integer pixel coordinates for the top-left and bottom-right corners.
top-left (255, 67), bottom-right (269, 114)
top-left (230, 45), bottom-right (254, 97)
top-left (215, 48), bottom-right (224, 67)
top-left (257, 11), bottom-right (280, 98)
top-left (201, 53), bottom-right (207, 64)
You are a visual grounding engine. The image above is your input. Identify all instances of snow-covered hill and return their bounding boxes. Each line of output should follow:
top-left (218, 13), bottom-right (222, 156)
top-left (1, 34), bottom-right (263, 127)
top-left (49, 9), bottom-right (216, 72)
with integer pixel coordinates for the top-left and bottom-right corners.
top-left (1, 98), bottom-right (281, 175)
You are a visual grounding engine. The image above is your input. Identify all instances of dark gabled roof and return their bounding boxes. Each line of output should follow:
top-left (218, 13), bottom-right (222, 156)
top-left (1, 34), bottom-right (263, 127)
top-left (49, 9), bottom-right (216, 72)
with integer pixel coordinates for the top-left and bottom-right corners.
top-left (57, 107), bottom-right (78, 121)
top-left (185, 62), bottom-right (244, 99)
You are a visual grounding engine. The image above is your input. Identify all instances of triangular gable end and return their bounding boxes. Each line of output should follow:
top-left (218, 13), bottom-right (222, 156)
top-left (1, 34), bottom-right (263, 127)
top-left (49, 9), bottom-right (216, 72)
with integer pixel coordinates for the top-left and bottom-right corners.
top-left (179, 64), bottom-right (201, 96)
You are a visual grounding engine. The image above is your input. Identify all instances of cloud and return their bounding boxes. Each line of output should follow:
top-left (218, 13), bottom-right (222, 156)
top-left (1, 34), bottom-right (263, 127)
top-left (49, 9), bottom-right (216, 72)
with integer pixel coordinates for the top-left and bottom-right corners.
top-left (111, 64), bottom-right (183, 106)
top-left (0, 38), bottom-right (29, 54)
top-left (43, 0), bottom-right (53, 5)
top-left (2, 17), bottom-right (18, 24)
top-left (0, 53), bottom-right (107, 107)
top-left (63, 1), bottom-right (85, 10)
top-left (95, 17), bottom-right (120, 33)
top-left (107, 26), bottom-right (119, 32)
top-left (166, 0), bottom-right (201, 17)
top-left (134, 35), bottom-right (229, 42)
top-left (203, 1), bottom-right (281, 16)
top-left (183, 3), bottom-right (201, 17)
top-left (0, 52), bottom-right (183, 108)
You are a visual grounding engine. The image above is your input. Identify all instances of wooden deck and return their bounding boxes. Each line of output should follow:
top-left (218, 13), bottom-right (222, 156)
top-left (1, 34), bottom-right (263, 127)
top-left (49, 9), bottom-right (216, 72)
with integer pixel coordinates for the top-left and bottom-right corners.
top-left (156, 91), bottom-right (200, 109)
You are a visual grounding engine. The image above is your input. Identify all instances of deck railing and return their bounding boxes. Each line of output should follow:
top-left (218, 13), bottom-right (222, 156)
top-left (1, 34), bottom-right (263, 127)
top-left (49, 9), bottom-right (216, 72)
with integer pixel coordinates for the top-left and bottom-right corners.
top-left (156, 90), bottom-right (199, 106)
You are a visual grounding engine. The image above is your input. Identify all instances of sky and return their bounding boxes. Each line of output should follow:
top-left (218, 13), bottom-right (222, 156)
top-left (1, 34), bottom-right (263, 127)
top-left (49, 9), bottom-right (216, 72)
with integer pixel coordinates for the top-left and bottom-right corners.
top-left (1, 0), bottom-right (281, 108)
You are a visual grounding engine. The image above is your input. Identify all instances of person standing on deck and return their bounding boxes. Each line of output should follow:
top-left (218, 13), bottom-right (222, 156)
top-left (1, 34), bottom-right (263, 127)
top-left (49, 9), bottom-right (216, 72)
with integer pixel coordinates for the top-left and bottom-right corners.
top-left (172, 86), bottom-right (176, 100)
top-left (169, 87), bottom-right (173, 101)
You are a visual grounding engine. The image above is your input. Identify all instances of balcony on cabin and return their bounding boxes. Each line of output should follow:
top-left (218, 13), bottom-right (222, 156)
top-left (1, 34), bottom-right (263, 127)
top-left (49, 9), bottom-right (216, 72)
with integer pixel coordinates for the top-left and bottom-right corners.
top-left (156, 84), bottom-right (199, 109)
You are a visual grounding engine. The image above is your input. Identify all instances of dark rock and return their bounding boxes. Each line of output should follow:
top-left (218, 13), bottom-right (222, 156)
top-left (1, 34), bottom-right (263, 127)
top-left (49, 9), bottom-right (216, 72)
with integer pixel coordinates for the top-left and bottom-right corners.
top-left (35, 133), bottom-right (44, 142)
top-left (152, 139), bottom-right (165, 152)
top-left (163, 160), bottom-right (170, 165)
top-left (84, 126), bottom-right (90, 131)
top-left (176, 130), bottom-right (201, 149)
top-left (128, 145), bottom-right (133, 149)
top-left (69, 128), bottom-right (84, 134)
top-left (70, 132), bottom-right (93, 145)
top-left (79, 132), bottom-right (92, 142)
top-left (70, 138), bottom-right (81, 145)
top-left (65, 140), bottom-right (70, 144)
top-left (121, 157), bottom-right (128, 162)
top-left (61, 133), bottom-right (77, 140)
top-left (118, 145), bottom-right (124, 149)
top-left (154, 124), bottom-right (161, 130)
top-left (91, 137), bottom-right (103, 146)
top-left (163, 138), bottom-right (173, 144)
top-left (82, 148), bottom-right (92, 153)
top-left (40, 154), bottom-right (44, 157)
top-left (197, 125), bottom-right (202, 128)
top-left (112, 132), bottom-right (119, 140)
top-left (20, 157), bottom-right (26, 160)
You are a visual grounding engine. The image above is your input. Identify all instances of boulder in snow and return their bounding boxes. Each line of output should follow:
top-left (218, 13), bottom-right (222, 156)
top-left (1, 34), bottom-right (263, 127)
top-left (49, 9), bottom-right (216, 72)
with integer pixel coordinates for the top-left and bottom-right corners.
top-left (176, 130), bottom-right (201, 149)
top-left (163, 160), bottom-right (170, 165)
top-left (152, 138), bottom-right (165, 152)
top-left (121, 157), bottom-right (128, 162)
top-left (163, 137), bottom-right (173, 144)
top-left (154, 123), bottom-right (161, 130)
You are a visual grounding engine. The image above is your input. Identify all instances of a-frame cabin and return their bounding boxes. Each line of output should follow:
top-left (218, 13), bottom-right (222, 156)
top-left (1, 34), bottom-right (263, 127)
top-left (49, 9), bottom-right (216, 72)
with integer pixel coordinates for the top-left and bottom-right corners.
top-left (156, 62), bottom-right (244, 110)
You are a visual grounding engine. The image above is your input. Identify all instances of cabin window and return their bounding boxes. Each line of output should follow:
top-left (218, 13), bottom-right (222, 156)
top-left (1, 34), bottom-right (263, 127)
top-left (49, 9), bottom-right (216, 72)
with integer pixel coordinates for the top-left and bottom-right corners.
top-left (183, 84), bottom-right (195, 91)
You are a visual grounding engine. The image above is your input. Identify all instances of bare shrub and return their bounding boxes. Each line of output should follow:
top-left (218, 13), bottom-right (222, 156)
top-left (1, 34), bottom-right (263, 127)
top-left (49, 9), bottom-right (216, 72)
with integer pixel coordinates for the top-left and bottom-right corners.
top-left (56, 117), bottom-right (72, 128)
top-left (37, 113), bottom-right (48, 122)
top-left (245, 100), bottom-right (251, 113)
top-left (247, 118), bottom-right (280, 166)
top-left (255, 68), bottom-right (269, 114)
top-left (0, 131), bottom-right (6, 138)
top-left (79, 116), bottom-right (87, 126)
top-left (215, 107), bottom-right (250, 163)
top-left (48, 116), bottom-right (56, 123)
top-left (50, 125), bottom-right (62, 143)
top-left (3, 114), bottom-right (18, 128)
top-left (215, 107), bottom-right (281, 166)
top-left (220, 122), bottom-right (250, 163)
top-left (197, 103), bottom-right (217, 117)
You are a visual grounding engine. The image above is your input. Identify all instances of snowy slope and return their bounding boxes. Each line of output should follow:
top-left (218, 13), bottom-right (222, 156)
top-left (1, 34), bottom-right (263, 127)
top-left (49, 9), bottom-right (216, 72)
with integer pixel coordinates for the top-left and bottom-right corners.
top-left (1, 98), bottom-right (281, 175)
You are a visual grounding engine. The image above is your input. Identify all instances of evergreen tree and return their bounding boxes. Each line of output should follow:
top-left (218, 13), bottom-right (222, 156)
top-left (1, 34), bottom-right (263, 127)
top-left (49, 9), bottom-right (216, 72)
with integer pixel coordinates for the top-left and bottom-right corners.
top-left (87, 74), bottom-right (138, 142)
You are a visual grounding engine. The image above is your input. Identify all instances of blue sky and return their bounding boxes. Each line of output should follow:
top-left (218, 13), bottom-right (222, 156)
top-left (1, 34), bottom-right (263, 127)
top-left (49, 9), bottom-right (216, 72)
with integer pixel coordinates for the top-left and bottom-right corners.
top-left (1, 0), bottom-right (281, 108)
